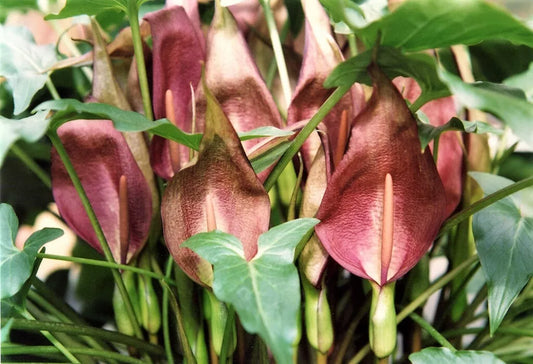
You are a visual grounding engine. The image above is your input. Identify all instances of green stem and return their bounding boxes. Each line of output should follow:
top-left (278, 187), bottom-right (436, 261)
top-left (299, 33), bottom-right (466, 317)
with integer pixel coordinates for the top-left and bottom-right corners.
top-left (160, 279), bottom-right (197, 364)
top-left (455, 285), bottom-right (487, 328)
top-left (408, 312), bottom-right (456, 352)
top-left (258, 0), bottom-right (292, 108)
top-left (2, 345), bottom-right (145, 364)
top-left (265, 20), bottom-right (290, 90)
top-left (348, 33), bottom-right (357, 57)
top-left (496, 327), bottom-right (533, 337)
top-left (20, 311), bottom-right (81, 363)
top-left (46, 76), bottom-right (61, 100)
top-left (219, 306), bottom-right (235, 364)
top-left (2, 318), bottom-right (165, 357)
top-left (162, 257), bottom-right (175, 364)
top-left (333, 296), bottom-right (371, 364)
top-left (9, 144), bottom-right (51, 189)
top-left (438, 176), bottom-right (533, 237)
top-left (127, 0), bottom-right (153, 120)
top-left (47, 130), bottom-right (143, 339)
top-left (347, 345), bottom-right (371, 364)
top-left (263, 85), bottom-right (351, 191)
top-left (37, 253), bottom-right (176, 286)
top-left (397, 254), bottom-right (479, 323)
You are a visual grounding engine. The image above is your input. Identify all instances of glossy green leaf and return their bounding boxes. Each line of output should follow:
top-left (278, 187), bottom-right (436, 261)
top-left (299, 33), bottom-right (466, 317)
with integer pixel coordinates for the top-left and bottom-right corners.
top-left (417, 117), bottom-right (501, 151)
top-left (45, 0), bottom-right (126, 19)
top-left (0, 25), bottom-right (58, 115)
top-left (410, 347), bottom-right (505, 364)
top-left (251, 141), bottom-right (292, 174)
top-left (470, 172), bottom-right (533, 334)
top-left (0, 203), bottom-right (63, 299)
top-left (0, 111), bottom-right (50, 167)
top-left (183, 218), bottom-right (319, 364)
top-left (35, 99), bottom-right (203, 150)
top-left (325, 47), bottom-right (450, 109)
top-left (356, 0), bottom-right (533, 52)
top-left (439, 68), bottom-right (533, 148)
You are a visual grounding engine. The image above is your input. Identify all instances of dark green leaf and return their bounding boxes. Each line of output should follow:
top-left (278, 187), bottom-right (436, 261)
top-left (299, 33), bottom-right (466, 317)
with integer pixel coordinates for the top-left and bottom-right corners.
top-left (183, 218), bottom-right (319, 364)
top-left (356, 0), bottom-right (533, 52)
top-left (0, 111), bottom-right (50, 167)
top-left (0, 25), bottom-right (58, 115)
top-left (410, 347), bottom-right (505, 364)
top-left (0, 203), bottom-right (63, 299)
top-left (470, 172), bottom-right (533, 334)
top-left (417, 117), bottom-right (501, 151)
top-left (35, 99), bottom-right (203, 150)
top-left (45, 0), bottom-right (126, 19)
top-left (439, 68), bottom-right (533, 148)
top-left (325, 47), bottom-right (450, 109)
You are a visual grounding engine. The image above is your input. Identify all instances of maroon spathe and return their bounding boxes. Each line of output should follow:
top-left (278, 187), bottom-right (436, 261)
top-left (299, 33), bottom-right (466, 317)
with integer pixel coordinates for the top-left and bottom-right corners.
top-left (315, 64), bottom-right (447, 287)
top-left (51, 120), bottom-right (152, 264)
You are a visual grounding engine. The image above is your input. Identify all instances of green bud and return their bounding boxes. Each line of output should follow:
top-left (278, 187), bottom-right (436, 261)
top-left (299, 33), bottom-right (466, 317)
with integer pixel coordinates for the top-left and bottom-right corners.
top-left (113, 270), bottom-right (140, 336)
top-left (138, 274), bottom-right (161, 336)
top-left (203, 289), bottom-right (236, 357)
top-left (369, 281), bottom-right (397, 358)
top-left (302, 276), bottom-right (333, 354)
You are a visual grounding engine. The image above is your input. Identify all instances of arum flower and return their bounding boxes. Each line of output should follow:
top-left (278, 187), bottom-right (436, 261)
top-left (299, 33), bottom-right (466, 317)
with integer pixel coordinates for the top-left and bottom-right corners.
top-left (196, 0), bottom-right (283, 151)
top-left (145, 3), bottom-right (205, 180)
top-left (51, 121), bottom-right (153, 264)
top-left (315, 64), bottom-right (446, 287)
top-left (293, 0), bottom-right (365, 286)
top-left (394, 76), bottom-right (463, 217)
top-left (51, 23), bottom-right (153, 264)
top-left (161, 79), bottom-right (271, 286)
top-left (315, 64), bottom-right (446, 357)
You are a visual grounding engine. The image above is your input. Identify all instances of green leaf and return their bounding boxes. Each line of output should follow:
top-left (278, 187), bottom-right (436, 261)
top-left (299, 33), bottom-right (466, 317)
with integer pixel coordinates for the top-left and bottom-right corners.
top-left (325, 47), bottom-right (450, 109)
top-left (439, 68), bottom-right (533, 148)
top-left (0, 25), bottom-right (58, 115)
top-left (35, 99), bottom-right (203, 150)
top-left (417, 117), bottom-right (502, 151)
top-left (320, 0), bottom-right (388, 34)
top-left (251, 141), bottom-right (292, 174)
top-left (45, 0), bottom-right (127, 19)
top-left (0, 111), bottom-right (50, 168)
top-left (356, 0), bottom-right (533, 52)
top-left (238, 126), bottom-right (293, 141)
top-left (470, 172), bottom-right (533, 334)
top-left (0, 203), bottom-right (63, 299)
top-left (504, 62), bottom-right (533, 102)
top-left (183, 218), bottom-right (319, 364)
top-left (410, 347), bottom-right (505, 364)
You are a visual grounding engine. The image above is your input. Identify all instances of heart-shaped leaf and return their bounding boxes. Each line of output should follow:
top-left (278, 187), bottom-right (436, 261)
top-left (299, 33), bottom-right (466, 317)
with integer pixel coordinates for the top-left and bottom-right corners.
top-left (470, 172), bottom-right (533, 334)
top-left (0, 203), bottom-right (63, 299)
top-left (45, 0), bottom-right (127, 19)
top-left (183, 218), bottom-right (319, 364)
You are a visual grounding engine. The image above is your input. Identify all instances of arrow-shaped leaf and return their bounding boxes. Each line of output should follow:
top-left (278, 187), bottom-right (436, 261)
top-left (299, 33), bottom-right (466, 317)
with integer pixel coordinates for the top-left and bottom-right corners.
top-left (183, 218), bottom-right (319, 364)
top-left (470, 172), bottom-right (533, 334)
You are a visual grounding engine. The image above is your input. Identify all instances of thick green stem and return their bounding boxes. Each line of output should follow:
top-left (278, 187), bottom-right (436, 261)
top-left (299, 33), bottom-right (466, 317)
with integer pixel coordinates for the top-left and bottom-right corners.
top-left (258, 0), bottom-right (292, 108)
top-left (9, 144), bottom-right (51, 189)
top-left (37, 253), bottom-right (176, 285)
top-left (2, 318), bottom-right (165, 357)
top-left (46, 77), bottom-right (61, 100)
top-left (47, 130), bottom-right (143, 339)
top-left (438, 176), bottom-right (533, 237)
top-left (127, 0), bottom-right (153, 120)
top-left (408, 312), bottom-right (456, 351)
top-left (264, 85), bottom-right (351, 191)
top-left (219, 306), bottom-right (235, 364)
